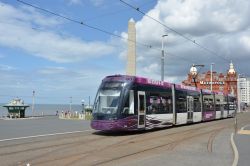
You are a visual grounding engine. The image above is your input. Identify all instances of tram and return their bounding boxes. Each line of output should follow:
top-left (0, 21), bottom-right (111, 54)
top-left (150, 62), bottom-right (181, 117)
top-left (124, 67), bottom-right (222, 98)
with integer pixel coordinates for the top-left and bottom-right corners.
top-left (91, 75), bottom-right (236, 131)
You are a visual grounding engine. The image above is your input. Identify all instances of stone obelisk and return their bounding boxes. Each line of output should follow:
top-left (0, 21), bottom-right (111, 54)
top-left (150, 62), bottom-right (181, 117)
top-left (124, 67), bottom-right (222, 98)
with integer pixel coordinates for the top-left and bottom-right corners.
top-left (126, 18), bottom-right (136, 76)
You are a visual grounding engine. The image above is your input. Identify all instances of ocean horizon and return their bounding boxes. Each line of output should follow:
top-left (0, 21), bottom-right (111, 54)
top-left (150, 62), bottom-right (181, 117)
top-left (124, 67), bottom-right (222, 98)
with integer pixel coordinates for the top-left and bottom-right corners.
top-left (0, 104), bottom-right (84, 117)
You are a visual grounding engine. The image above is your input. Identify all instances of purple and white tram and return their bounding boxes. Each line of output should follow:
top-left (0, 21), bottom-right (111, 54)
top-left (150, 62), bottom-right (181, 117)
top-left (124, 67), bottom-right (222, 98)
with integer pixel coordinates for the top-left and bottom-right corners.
top-left (91, 75), bottom-right (236, 131)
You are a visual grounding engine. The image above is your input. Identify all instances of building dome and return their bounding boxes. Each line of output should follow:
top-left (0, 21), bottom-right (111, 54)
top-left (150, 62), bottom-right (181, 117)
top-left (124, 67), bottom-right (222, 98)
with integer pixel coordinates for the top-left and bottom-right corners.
top-left (190, 65), bottom-right (197, 76)
top-left (228, 61), bottom-right (236, 74)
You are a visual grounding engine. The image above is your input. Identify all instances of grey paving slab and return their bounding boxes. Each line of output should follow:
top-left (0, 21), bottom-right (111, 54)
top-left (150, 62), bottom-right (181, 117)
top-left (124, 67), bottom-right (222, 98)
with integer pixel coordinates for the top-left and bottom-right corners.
top-left (119, 129), bottom-right (234, 166)
top-left (0, 116), bottom-right (91, 140)
top-left (235, 128), bottom-right (250, 166)
top-left (235, 135), bottom-right (250, 166)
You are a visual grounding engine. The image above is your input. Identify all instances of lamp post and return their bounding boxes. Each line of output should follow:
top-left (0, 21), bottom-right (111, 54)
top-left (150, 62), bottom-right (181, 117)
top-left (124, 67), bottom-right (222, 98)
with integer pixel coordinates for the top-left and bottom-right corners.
top-left (69, 96), bottom-right (72, 112)
top-left (237, 74), bottom-right (244, 113)
top-left (32, 90), bottom-right (35, 117)
top-left (81, 99), bottom-right (85, 114)
top-left (210, 63), bottom-right (215, 91)
top-left (190, 64), bottom-right (204, 88)
top-left (235, 74), bottom-right (241, 133)
top-left (161, 34), bottom-right (168, 81)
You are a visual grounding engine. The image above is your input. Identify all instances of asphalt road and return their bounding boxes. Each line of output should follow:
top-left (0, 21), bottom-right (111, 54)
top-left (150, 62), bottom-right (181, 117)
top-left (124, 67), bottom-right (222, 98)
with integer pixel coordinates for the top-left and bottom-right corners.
top-left (0, 113), bottom-right (249, 166)
top-left (0, 116), bottom-right (91, 140)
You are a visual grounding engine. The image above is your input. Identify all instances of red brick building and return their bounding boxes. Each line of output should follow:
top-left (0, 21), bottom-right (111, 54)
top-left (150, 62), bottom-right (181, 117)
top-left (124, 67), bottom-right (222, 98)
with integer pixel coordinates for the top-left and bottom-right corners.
top-left (182, 62), bottom-right (237, 96)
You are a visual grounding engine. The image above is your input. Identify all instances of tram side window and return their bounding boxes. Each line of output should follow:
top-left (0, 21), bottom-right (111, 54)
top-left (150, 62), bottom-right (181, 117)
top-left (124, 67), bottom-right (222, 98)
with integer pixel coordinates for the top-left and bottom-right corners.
top-left (203, 98), bottom-right (209, 111)
top-left (223, 97), bottom-right (228, 110)
top-left (176, 93), bottom-right (187, 113)
top-left (194, 97), bottom-right (201, 112)
top-left (215, 99), bottom-right (221, 111)
top-left (121, 90), bottom-right (135, 116)
top-left (224, 103), bottom-right (229, 110)
top-left (203, 97), bottom-right (214, 111)
top-left (228, 97), bottom-right (237, 110)
top-left (147, 92), bottom-right (172, 114)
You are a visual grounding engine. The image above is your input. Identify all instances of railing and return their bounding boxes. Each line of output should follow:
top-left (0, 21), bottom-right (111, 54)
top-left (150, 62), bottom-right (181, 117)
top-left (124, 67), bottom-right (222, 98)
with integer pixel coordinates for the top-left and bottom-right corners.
top-left (59, 112), bottom-right (92, 120)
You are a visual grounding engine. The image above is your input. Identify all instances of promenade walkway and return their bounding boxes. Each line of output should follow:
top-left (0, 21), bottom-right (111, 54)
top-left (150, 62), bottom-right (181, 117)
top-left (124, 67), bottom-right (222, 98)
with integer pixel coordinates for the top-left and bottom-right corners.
top-left (233, 108), bottom-right (250, 166)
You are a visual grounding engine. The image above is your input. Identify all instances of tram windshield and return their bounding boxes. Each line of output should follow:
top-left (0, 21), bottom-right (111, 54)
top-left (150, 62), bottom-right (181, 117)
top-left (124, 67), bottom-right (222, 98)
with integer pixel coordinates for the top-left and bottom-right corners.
top-left (94, 90), bottom-right (120, 114)
top-left (93, 82), bottom-right (125, 115)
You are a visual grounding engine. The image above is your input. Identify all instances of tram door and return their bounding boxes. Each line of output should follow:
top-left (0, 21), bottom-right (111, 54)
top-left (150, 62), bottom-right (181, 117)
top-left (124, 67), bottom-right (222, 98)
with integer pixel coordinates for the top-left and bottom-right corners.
top-left (138, 91), bottom-right (146, 129)
top-left (187, 96), bottom-right (194, 123)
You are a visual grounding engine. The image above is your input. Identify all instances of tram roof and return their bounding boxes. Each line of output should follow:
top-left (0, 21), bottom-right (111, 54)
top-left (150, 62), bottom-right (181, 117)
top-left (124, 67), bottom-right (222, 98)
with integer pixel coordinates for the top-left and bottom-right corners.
top-left (103, 75), bottom-right (233, 96)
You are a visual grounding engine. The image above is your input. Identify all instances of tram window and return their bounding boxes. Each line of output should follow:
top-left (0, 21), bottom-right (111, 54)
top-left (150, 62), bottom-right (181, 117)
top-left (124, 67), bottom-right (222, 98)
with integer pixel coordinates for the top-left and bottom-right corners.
top-left (139, 95), bottom-right (145, 113)
top-left (176, 97), bottom-right (187, 113)
top-left (147, 92), bottom-right (172, 114)
top-left (122, 96), bottom-right (129, 115)
top-left (194, 97), bottom-right (201, 112)
top-left (203, 96), bottom-right (214, 111)
top-left (224, 104), bottom-right (229, 110)
top-left (129, 90), bottom-right (134, 115)
top-left (121, 90), bottom-right (135, 116)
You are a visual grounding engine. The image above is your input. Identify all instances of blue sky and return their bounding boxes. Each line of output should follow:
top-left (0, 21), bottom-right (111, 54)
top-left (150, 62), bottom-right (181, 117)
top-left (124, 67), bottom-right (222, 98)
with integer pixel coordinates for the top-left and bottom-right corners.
top-left (1, 0), bottom-right (250, 104)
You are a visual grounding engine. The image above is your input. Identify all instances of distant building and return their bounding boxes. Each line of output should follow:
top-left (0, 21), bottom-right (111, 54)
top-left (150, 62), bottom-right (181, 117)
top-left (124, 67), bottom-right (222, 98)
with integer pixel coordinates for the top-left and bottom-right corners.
top-left (182, 62), bottom-right (237, 96)
top-left (3, 98), bottom-right (29, 118)
top-left (238, 77), bottom-right (250, 105)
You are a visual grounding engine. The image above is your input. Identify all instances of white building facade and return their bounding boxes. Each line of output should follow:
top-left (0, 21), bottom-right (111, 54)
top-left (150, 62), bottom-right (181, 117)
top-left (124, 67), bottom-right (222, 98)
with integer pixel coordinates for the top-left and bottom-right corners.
top-left (239, 77), bottom-right (250, 106)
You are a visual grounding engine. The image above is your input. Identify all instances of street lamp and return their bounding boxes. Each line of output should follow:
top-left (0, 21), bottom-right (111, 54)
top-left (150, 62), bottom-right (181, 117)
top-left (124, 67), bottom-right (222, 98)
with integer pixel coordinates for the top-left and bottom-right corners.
top-left (81, 99), bottom-right (85, 114)
top-left (237, 74), bottom-right (245, 113)
top-left (210, 63), bottom-right (215, 91)
top-left (161, 34), bottom-right (168, 81)
top-left (190, 64), bottom-right (204, 88)
top-left (69, 96), bottom-right (72, 112)
top-left (32, 90), bottom-right (35, 117)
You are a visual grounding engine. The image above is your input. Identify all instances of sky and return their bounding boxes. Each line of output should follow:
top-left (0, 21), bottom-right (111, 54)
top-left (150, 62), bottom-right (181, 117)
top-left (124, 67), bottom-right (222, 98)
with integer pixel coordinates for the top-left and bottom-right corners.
top-left (0, 0), bottom-right (250, 104)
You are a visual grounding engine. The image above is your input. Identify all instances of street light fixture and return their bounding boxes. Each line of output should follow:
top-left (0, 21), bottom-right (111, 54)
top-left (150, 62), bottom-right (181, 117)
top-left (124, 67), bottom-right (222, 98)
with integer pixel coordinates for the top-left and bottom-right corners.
top-left (161, 34), bottom-right (168, 81)
top-left (190, 64), bottom-right (204, 88)
top-left (210, 63), bottom-right (215, 91)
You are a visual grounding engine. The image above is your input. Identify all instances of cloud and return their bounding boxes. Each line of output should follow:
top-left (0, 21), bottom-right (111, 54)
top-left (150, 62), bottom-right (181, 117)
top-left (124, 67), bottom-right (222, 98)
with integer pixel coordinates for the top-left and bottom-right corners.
top-left (0, 2), bottom-right (116, 63)
top-left (0, 64), bottom-right (121, 103)
top-left (240, 36), bottom-right (250, 52)
top-left (67, 0), bottom-right (83, 5)
top-left (66, 0), bottom-right (104, 6)
top-left (90, 0), bottom-right (105, 7)
top-left (121, 0), bottom-right (250, 81)
top-left (157, 0), bottom-right (250, 35)
top-left (38, 67), bottom-right (68, 75)
top-left (0, 64), bottom-right (16, 71)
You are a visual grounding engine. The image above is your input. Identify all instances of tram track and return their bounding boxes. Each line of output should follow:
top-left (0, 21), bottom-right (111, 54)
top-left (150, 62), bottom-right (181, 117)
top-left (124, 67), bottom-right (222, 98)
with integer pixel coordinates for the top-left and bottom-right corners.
top-left (91, 127), bottom-right (227, 166)
top-left (25, 119), bottom-right (234, 166)
top-left (0, 133), bottom-right (107, 157)
top-left (14, 130), bottom-right (151, 165)
top-left (61, 117), bottom-right (250, 166)
top-left (1, 116), bottom-right (249, 166)
top-left (0, 130), bottom-right (94, 149)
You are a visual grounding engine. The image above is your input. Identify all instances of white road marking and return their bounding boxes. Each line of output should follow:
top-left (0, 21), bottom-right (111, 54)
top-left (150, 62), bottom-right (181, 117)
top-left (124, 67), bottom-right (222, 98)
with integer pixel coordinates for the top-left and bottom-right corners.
top-left (0, 130), bottom-right (93, 142)
top-left (240, 124), bottom-right (250, 130)
top-left (231, 133), bottom-right (239, 166)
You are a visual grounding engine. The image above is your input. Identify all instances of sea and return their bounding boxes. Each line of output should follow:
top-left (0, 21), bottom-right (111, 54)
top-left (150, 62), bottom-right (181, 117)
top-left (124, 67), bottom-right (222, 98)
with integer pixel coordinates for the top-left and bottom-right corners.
top-left (0, 104), bottom-right (83, 117)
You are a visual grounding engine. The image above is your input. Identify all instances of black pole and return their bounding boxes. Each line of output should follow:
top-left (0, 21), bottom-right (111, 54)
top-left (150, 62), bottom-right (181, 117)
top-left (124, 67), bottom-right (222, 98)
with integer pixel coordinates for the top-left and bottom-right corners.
top-left (193, 77), bottom-right (197, 88)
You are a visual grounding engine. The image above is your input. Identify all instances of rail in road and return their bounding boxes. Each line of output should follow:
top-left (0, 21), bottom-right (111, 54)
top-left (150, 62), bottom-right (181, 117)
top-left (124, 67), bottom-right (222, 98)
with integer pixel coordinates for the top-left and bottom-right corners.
top-left (0, 112), bottom-right (250, 166)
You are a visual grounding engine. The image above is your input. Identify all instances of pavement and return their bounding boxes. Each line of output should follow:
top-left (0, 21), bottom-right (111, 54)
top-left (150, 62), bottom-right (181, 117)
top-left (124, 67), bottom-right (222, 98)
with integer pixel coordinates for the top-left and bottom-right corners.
top-left (0, 116), bottom-right (91, 140)
top-left (234, 122), bottom-right (250, 166)
top-left (0, 112), bottom-right (250, 166)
